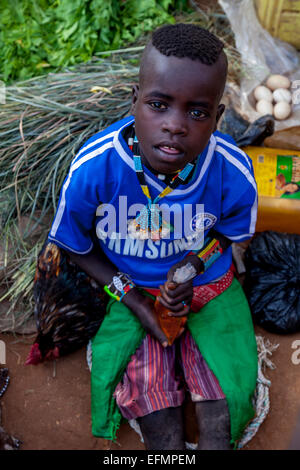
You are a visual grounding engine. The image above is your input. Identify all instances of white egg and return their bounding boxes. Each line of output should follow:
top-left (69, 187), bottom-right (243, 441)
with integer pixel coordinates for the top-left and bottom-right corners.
top-left (273, 88), bottom-right (292, 103)
top-left (266, 74), bottom-right (291, 91)
top-left (254, 85), bottom-right (273, 102)
top-left (256, 99), bottom-right (273, 116)
top-left (273, 101), bottom-right (292, 120)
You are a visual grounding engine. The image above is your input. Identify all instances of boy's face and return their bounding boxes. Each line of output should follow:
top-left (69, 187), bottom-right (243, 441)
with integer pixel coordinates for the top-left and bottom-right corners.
top-left (132, 46), bottom-right (226, 175)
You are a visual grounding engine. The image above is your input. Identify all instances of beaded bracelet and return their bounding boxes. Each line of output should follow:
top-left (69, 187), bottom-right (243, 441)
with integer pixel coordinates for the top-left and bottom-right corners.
top-left (104, 272), bottom-right (135, 302)
top-left (188, 237), bottom-right (223, 273)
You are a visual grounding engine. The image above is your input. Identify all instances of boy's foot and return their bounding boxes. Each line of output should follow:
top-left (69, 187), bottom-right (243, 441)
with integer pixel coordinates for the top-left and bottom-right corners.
top-left (195, 399), bottom-right (232, 450)
top-left (137, 407), bottom-right (185, 450)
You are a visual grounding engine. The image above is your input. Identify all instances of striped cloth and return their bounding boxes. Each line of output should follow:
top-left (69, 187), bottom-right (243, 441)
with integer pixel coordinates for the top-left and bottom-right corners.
top-left (113, 330), bottom-right (225, 420)
top-left (113, 269), bottom-right (234, 420)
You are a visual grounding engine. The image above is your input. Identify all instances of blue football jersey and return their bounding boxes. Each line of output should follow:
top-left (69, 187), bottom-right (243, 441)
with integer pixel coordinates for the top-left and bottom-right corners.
top-left (48, 116), bottom-right (257, 287)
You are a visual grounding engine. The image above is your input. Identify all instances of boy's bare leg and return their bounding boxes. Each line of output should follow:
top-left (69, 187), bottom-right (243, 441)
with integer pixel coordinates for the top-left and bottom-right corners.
top-left (137, 407), bottom-right (185, 450)
top-left (195, 399), bottom-right (232, 450)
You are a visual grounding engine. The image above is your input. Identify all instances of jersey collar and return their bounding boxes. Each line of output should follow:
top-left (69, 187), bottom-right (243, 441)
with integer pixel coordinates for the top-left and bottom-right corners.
top-left (113, 116), bottom-right (217, 197)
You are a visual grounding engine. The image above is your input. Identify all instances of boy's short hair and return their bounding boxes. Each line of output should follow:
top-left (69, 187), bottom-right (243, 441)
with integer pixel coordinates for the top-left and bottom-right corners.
top-left (151, 23), bottom-right (224, 65)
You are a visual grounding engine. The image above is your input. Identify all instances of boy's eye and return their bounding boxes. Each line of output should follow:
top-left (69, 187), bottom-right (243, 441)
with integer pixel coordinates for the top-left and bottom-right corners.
top-left (190, 109), bottom-right (207, 119)
top-left (149, 101), bottom-right (167, 110)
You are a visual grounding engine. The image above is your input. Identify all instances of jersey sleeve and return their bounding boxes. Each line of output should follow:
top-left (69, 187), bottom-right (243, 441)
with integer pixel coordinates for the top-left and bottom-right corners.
top-left (48, 158), bottom-right (100, 254)
top-left (213, 149), bottom-right (258, 243)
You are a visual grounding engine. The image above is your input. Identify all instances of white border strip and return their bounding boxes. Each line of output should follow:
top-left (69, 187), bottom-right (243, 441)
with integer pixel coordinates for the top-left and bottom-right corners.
top-left (216, 144), bottom-right (258, 238)
top-left (50, 141), bottom-right (114, 237)
top-left (71, 131), bottom-right (117, 168)
top-left (216, 144), bottom-right (257, 191)
top-left (226, 233), bottom-right (253, 241)
top-left (250, 191), bottom-right (258, 235)
top-left (216, 136), bottom-right (252, 169)
top-left (48, 236), bottom-right (94, 254)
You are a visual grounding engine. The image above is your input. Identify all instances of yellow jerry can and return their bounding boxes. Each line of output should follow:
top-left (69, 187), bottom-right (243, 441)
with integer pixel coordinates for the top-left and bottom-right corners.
top-left (255, 0), bottom-right (300, 49)
top-left (242, 145), bottom-right (300, 234)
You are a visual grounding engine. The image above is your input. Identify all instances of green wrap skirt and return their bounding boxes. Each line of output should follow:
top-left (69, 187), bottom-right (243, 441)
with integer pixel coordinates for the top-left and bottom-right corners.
top-left (91, 278), bottom-right (258, 446)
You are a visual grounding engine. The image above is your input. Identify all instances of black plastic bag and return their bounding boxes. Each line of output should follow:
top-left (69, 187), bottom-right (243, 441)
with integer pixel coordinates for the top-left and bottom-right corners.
top-left (244, 231), bottom-right (300, 334)
top-left (220, 107), bottom-right (275, 146)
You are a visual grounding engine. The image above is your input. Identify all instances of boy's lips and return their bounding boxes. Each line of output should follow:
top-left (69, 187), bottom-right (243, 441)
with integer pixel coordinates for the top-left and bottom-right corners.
top-left (155, 142), bottom-right (184, 156)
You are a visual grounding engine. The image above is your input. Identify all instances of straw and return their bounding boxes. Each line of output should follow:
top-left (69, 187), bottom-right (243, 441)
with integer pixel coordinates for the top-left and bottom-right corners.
top-left (0, 9), bottom-right (242, 331)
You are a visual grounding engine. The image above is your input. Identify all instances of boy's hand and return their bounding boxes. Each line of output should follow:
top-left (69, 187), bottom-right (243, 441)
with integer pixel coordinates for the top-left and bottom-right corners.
top-left (158, 279), bottom-right (193, 317)
top-left (158, 255), bottom-right (203, 317)
top-left (122, 288), bottom-right (169, 348)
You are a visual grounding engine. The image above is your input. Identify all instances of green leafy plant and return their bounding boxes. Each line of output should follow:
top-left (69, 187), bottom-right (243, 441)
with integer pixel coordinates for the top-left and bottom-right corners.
top-left (0, 0), bottom-right (189, 83)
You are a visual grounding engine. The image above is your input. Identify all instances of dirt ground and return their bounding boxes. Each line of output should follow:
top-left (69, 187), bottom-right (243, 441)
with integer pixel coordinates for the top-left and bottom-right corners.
top-left (1, 324), bottom-right (300, 451)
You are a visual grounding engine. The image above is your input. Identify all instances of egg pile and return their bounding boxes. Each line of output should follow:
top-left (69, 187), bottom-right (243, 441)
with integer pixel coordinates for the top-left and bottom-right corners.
top-left (254, 74), bottom-right (292, 120)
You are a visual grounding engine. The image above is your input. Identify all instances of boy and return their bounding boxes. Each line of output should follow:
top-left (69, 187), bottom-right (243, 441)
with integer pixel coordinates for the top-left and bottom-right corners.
top-left (48, 23), bottom-right (258, 449)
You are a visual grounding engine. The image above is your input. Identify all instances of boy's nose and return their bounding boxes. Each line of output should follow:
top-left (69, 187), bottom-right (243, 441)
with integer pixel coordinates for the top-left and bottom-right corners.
top-left (162, 112), bottom-right (187, 136)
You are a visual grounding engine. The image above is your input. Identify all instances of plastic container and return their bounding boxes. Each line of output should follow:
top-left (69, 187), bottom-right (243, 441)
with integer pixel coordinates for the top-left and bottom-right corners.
top-left (256, 196), bottom-right (300, 234)
top-left (255, 0), bottom-right (300, 49)
top-left (242, 145), bottom-right (300, 234)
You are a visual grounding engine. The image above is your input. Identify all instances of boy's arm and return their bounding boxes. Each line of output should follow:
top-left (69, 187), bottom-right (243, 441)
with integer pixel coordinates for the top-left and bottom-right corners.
top-left (158, 230), bottom-right (232, 315)
top-left (67, 248), bottom-right (169, 347)
top-left (209, 229), bottom-right (232, 251)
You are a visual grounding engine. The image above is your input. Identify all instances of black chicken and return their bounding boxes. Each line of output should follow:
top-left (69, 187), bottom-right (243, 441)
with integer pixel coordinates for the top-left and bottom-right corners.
top-left (26, 242), bottom-right (108, 365)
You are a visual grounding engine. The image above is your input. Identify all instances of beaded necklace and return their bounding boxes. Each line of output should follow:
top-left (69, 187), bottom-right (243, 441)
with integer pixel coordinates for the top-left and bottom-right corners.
top-left (127, 134), bottom-right (195, 240)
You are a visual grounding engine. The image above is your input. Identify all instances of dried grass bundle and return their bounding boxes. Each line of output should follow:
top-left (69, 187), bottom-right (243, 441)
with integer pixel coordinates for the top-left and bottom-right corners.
top-left (0, 9), bottom-right (242, 331)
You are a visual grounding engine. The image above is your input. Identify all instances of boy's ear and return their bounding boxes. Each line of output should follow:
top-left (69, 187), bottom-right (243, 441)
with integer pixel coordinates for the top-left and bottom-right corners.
top-left (214, 104), bottom-right (225, 131)
top-left (131, 85), bottom-right (139, 114)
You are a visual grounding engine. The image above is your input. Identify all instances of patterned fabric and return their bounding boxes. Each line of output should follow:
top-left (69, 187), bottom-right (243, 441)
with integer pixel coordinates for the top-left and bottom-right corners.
top-left (144, 265), bottom-right (234, 311)
top-left (190, 268), bottom-right (234, 310)
top-left (113, 269), bottom-right (234, 420)
top-left (114, 330), bottom-right (225, 420)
